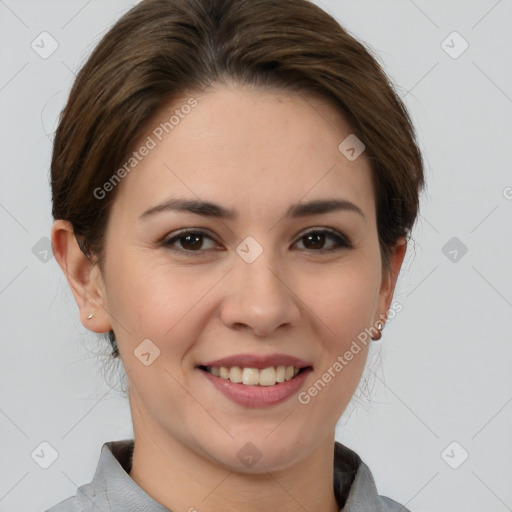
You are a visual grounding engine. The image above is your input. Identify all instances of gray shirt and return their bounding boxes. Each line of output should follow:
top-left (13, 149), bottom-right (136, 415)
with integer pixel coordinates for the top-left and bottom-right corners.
top-left (45, 440), bottom-right (410, 511)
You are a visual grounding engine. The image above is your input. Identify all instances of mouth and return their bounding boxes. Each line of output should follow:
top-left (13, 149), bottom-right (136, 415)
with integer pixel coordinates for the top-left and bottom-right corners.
top-left (196, 353), bottom-right (313, 407)
top-left (198, 364), bottom-right (312, 387)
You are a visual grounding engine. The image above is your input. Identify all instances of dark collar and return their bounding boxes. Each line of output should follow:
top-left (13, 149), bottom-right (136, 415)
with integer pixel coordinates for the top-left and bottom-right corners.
top-left (78, 439), bottom-right (405, 511)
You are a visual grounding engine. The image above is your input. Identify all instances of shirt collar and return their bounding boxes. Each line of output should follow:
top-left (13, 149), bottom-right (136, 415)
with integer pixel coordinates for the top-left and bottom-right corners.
top-left (88, 439), bottom-right (389, 511)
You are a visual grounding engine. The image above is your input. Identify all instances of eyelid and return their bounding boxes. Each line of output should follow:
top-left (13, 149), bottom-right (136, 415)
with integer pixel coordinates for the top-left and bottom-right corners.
top-left (297, 226), bottom-right (350, 242)
top-left (295, 227), bottom-right (353, 250)
top-left (161, 228), bottom-right (221, 249)
top-left (160, 226), bottom-right (352, 254)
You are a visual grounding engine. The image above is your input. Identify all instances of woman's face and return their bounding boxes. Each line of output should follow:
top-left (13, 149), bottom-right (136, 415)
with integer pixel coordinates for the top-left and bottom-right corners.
top-left (94, 83), bottom-right (403, 472)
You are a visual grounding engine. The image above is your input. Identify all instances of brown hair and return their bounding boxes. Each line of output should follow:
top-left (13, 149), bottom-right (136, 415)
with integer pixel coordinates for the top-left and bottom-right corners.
top-left (51, 0), bottom-right (424, 359)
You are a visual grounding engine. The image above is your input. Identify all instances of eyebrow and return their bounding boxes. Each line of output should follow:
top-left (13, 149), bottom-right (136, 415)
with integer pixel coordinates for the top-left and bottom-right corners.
top-left (139, 197), bottom-right (365, 221)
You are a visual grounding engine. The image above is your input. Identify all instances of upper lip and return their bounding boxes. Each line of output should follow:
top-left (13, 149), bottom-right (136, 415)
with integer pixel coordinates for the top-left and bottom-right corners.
top-left (199, 353), bottom-right (313, 370)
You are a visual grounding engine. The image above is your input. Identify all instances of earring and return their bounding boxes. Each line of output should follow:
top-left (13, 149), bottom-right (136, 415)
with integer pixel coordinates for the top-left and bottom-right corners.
top-left (87, 313), bottom-right (93, 319)
top-left (371, 321), bottom-right (383, 341)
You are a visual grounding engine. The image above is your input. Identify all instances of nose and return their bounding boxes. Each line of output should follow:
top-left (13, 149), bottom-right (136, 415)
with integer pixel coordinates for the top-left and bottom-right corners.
top-left (219, 251), bottom-right (301, 338)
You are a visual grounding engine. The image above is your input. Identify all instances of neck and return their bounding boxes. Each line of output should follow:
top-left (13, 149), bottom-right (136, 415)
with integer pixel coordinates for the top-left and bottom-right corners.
top-left (129, 426), bottom-right (340, 512)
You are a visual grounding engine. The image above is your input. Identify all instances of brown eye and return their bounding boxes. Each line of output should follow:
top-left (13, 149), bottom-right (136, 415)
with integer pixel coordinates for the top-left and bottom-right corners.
top-left (178, 233), bottom-right (203, 251)
top-left (294, 229), bottom-right (352, 252)
top-left (162, 230), bottom-right (220, 254)
top-left (302, 232), bottom-right (326, 250)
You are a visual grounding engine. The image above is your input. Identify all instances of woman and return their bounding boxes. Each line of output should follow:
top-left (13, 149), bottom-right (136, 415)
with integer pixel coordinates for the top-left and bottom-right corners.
top-left (47, 0), bottom-right (424, 510)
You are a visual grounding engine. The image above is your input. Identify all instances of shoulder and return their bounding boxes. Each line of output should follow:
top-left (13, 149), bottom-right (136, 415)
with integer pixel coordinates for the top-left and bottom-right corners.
top-left (380, 495), bottom-right (412, 511)
top-left (334, 441), bottom-right (411, 511)
top-left (44, 440), bottom-right (129, 512)
top-left (45, 497), bottom-right (81, 512)
top-left (44, 483), bottom-right (106, 512)
top-left (44, 478), bottom-right (110, 512)
top-left (346, 463), bottom-right (411, 511)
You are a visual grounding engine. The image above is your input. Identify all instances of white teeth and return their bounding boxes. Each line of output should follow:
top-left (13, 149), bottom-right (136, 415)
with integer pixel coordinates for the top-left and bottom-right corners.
top-left (206, 365), bottom-right (303, 386)
top-left (242, 368), bottom-right (259, 385)
top-left (229, 366), bottom-right (243, 383)
top-left (259, 367), bottom-right (276, 386)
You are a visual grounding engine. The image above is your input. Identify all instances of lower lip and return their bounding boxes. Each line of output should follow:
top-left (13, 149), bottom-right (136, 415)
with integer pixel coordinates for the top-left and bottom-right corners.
top-left (200, 368), bottom-right (312, 408)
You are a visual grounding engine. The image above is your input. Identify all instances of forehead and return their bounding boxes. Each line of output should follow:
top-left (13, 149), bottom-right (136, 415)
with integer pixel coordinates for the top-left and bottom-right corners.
top-left (110, 84), bottom-right (375, 225)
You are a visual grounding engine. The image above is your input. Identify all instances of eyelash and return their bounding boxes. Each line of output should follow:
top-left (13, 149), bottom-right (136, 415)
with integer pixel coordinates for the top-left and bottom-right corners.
top-left (160, 228), bottom-right (352, 257)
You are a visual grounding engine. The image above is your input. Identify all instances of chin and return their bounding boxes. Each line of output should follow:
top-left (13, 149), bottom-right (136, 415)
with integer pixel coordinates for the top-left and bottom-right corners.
top-left (199, 433), bottom-right (310, 474)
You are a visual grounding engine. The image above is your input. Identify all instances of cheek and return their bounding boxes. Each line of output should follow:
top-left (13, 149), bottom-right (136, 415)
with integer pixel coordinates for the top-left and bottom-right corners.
top-left (311, 258), bottom-right (381, 344)
top-left (103, 250), bottom-right (217, 359)
top-left (299, 265), bottom-right (379, 419)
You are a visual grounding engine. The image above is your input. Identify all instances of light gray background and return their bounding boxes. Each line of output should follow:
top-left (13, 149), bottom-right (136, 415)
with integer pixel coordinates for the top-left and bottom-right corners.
top-left (1, 1), bottom-right (511, 511)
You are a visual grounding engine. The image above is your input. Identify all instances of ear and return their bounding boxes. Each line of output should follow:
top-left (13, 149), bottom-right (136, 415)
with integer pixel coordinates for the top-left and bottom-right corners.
top-left (374, 237), bottom-right (407, 326)
top-left (51, 219), bottom-right (112, 333)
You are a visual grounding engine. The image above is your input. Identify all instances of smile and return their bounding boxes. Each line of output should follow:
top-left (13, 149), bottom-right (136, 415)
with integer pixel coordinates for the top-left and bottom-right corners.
top-left (199, 365), bottom-right (308, 386)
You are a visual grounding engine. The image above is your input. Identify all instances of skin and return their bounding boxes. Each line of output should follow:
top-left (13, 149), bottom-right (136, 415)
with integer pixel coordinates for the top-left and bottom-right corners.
top-left (52, 82), bottom-right (406, 512)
